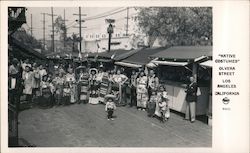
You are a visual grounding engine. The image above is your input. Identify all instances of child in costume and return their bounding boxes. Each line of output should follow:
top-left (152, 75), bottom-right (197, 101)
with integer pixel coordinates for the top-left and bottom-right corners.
top-left (105, 95), bottom-right (117, 120)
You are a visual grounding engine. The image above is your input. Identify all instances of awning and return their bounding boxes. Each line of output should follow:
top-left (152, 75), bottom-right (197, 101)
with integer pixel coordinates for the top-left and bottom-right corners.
top-left (150, 46), bottom-right (212, 60)
top-left (115, 61), bottom-right (142, 68)
top-left (152, 60), bottom-right (188, 66)
top-left (200, 60), bottom-right (212, 68)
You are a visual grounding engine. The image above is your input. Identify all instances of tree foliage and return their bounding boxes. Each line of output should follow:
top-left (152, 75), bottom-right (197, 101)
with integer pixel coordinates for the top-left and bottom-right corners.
top-left (12, 28), bottom-right (42, 49)
top-left (135, 7), bottom-right (212, 47)
top-left (54, 15), bottom-right (67, 41)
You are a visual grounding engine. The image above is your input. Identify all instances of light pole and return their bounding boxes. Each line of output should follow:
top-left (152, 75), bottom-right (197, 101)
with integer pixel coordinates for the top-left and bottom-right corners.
top-left (106, 19), bottom-right (115, 52)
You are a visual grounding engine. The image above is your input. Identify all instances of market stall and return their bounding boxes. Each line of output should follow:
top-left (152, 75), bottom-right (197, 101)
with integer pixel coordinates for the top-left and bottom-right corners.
top-left (150, 46), bottom-right (212, 116)
top-left (199, 59), bottom-right (212, 126)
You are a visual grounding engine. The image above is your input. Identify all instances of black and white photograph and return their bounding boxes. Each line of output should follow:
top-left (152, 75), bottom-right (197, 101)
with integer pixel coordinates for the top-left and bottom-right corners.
top-left (7, 6), bottom-right (213, 148)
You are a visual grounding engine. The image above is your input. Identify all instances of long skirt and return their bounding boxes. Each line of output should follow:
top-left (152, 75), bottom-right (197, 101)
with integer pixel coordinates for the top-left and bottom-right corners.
top-left (55, 85), bottom-right (63, 105)
top-left (99, 79), bottom-right (109, 104)
top-left (70, 84), bottom-right (77, 104)
top-left (147, 102), bottom-right (156, 117)
top-left (111, 83), bottom-right (120, 106)
top-left (39, 88), bottom-right (52, 108)
top-left (78, 81), bottom-right (89, 103)
top-left (137, 93), bottom-right (148, 109)
top-left (154, 102), bottom-right (170, 119)
top-left (89, 84), bottom-right (99, 104)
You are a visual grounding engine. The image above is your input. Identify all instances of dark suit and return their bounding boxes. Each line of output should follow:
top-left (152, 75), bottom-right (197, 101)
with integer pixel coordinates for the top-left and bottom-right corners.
top-left (185, 82), bottom-right (198, 122)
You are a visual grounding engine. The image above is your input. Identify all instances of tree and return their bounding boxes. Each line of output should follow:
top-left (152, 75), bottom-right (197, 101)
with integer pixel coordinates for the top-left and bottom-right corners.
top-left (54, 15), bottom-right (67, 41)
top-left (135, 7), bottom-right (212, 47)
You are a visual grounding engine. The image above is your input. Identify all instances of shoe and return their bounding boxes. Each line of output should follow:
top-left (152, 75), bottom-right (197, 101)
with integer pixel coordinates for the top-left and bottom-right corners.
top-left (191, 120), bottom-right (195, 123)
top-left (111, 118), bottom-right (114, 121)
top-left (107, 119), bottom-right (110, 121)
top-left (142, 109), bottom-right (146, 111)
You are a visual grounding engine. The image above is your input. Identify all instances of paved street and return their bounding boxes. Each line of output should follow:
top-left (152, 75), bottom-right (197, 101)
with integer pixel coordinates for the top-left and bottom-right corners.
top-left (18, 103), bottom-right (212, 147)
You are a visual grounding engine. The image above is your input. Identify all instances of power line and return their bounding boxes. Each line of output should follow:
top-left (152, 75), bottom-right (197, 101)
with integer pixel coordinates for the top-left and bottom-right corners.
top-left (84, 7), bottom-right (124, 20)
top-left (84, 8), bottom-right (127, 21)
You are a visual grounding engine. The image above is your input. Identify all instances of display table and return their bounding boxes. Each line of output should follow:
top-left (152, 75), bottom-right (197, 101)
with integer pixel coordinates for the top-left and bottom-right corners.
top-left (163, 81), bottom-right (209, 116)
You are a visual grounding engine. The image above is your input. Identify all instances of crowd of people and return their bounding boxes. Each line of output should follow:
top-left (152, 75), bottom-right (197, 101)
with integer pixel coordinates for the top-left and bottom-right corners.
top-left (9, 57), bottom-right (198, 123)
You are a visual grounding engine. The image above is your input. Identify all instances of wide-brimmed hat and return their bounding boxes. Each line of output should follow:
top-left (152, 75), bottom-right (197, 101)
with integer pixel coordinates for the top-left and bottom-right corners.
top-left (104, 94), bottom-right (116, 101)
top-left (89, 68), bottom-right (98, 74)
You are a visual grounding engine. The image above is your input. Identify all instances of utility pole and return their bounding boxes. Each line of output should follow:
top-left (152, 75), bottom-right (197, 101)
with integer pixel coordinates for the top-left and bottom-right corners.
top-left (63, 9), bottom-right (66, 49)
top-left (30, 14), bottom-right (33, 37)
top-left (46, 7), bottom-right (57, 52)
top-left (73, 7), bottom-right (87, 53)
top-left (106, 19), bottom-right (115, 52)
top-left (51, 7), bottom-right (55, 52)
top-left (41, 13), bottom-right (46, 50)
top-left (79, 7), bottom-right (82, 53)
top-left (125, 7), bottom-right (129, 36)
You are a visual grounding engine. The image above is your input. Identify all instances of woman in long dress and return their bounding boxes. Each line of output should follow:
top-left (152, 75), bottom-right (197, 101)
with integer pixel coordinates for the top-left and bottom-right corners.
top-left (22, 65), bottom-right (34, 107)
top-left (39, 75), bottom-right (53, 108)
top-left (65, 67), bottom-right (77, 104)
top-left (88, 68), bottom-right (99, 104)
top-left (112, 69), bottom-right (128, 106)
top-left (136, 71), bottom-right (148, 111)
top-left (97, 66), bottom-right (110, 104)
top-left (154, 85), bottom-right (170, 120)
top-left (53, 72), bottom-right (65, 105)
top-left (76, 66), bottom-right (89, 104)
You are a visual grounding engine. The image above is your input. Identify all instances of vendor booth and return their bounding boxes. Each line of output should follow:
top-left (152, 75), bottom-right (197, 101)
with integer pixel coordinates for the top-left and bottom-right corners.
top-left (150, 46), bottom-right (212, 117)
top-left (199, 59), bottom-right (212, 126)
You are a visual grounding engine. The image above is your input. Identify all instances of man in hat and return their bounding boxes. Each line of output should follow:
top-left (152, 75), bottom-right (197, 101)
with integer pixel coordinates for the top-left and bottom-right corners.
top-left (185, 76), bottom-right (198, 123)
top-left (105, 95), bottom-right (116, 120)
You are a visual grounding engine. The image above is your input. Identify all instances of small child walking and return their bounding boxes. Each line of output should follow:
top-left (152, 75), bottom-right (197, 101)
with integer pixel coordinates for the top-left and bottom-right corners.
top-left (105, 95), bottom-right (116, 121)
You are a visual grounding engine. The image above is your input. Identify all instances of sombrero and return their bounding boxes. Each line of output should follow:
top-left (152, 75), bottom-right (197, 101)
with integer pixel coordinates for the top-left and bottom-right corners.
top-left (89, 68), bottom-right (98, 74)
top-left (104, 94), bottom-right (116, 101)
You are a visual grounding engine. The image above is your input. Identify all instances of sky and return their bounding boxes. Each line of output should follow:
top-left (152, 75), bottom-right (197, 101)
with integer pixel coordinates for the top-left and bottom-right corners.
top-left (24, 7), bottom-right (138, 40)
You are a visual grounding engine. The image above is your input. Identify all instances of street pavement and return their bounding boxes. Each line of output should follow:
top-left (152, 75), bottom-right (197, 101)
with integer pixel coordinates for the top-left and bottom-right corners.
top-left (18, 103), bottom-right (212, 147)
